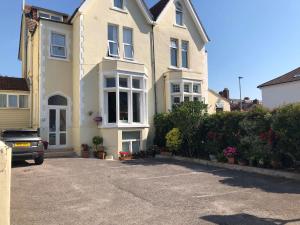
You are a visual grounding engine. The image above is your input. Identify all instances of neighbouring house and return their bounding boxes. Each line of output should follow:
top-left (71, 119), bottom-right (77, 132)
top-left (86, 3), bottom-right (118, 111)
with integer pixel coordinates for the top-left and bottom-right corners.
top-left (0, 76), bottom-right (30, 131)
top-left (218, 88), bottom-right (261, 111)
top-left (18, 0), bottom-right (209, 158)
top-left (207, 89), bottom-right (230, 114)
top-left (258, 67), bottom-right (300, 109)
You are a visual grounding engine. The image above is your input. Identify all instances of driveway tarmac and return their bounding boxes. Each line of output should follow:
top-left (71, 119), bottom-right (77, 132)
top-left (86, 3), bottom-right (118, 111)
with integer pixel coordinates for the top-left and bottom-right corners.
top-left (11, 158), bottom-right (300, 225)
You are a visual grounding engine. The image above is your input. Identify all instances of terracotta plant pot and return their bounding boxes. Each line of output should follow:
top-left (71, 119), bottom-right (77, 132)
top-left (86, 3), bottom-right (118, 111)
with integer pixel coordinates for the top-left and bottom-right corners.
top-left (227, 157), bottom-right (235, 164)
top-left (271, 160), bottom-right (281, 169)
top-left (81, 151), bottom-right (90, 158)
top-left (119, 155), bottom-right (132, 161)
top-left (97, 151), bottom-right (106, 160)
top-left (160, 151), bottom-right (172, 156)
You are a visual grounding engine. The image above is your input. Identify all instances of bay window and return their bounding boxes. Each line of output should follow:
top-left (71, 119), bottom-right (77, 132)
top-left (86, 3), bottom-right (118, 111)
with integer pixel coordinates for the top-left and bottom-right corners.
top-left (170, 80), bottom-right (202, 108)
top-left (108, 24), bottom-right (119, 57)
top-left (103, 73), bottom-right (147, 126)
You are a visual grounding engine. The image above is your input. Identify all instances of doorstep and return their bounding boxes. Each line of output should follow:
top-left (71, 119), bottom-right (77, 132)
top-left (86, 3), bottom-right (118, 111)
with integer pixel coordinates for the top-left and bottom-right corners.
top-left (156, 155), bottom-right (300, 181)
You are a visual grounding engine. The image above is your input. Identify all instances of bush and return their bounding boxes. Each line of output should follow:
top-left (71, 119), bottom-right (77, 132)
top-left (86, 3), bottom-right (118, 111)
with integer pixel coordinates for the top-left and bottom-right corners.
top-left (154, 113), bottom-right (173, 147)
top-left (166, 128), bottom-right (182, 153)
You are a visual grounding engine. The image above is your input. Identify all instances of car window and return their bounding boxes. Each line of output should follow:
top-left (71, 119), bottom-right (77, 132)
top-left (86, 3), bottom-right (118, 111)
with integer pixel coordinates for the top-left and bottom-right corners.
top-left (2, 131), bottom-right (39, 138)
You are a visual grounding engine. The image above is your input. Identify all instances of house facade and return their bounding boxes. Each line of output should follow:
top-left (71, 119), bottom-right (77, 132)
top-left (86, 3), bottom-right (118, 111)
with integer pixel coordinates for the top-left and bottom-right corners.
top-left (207, 89), bottom-right (230, 114)
top-left (19, 0), bottom-right (209, 158)
top-left (258, 67), bottom-right (300, 109)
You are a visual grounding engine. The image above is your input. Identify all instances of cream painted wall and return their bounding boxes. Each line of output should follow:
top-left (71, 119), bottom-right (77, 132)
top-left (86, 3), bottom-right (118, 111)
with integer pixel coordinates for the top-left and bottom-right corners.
top-left (208, 90), bottom-right (231, 114)
top-left (38, 20), bottom-right (73, 148)
top-left (0, 142), bottom-right (11, 225)
top-left (260, 81), bottom-right (300, 109)
top-left (72, 0), bottom-right (153, 153)
top-left (153, 0), bottom-right (209, 113)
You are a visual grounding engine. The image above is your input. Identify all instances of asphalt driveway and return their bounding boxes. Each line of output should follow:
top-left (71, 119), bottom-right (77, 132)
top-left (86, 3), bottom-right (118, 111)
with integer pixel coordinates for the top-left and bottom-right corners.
top-left (11, 158), bottom-right (300, 225)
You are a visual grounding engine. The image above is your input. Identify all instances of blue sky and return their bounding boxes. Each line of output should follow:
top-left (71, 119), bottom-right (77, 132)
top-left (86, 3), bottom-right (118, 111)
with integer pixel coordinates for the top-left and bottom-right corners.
top-left (1, 0), bottom-right (300, 99)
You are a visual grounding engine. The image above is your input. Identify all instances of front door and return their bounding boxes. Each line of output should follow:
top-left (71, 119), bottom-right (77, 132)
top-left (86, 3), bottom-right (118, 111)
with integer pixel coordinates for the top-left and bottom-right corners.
top-left (49, 107), bottom-right (67, 148)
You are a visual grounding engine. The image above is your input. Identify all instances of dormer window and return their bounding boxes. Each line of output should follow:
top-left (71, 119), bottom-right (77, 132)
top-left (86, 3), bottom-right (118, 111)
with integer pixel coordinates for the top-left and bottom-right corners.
top-left (175, 2), bottom-right (183, 26)
top-left (39, 11), bottom-right (63, 22)
top-left (114, 0), bottom-right (124, 9)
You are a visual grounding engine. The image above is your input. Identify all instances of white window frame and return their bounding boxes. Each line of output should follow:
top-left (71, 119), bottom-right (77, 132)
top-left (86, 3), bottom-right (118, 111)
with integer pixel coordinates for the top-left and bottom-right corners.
top-left (0, 94), bottom-right (7, 108)
top-left (8, 95), bottom-right (18, 108)
top-left (39, 11), bottom-right (63, 22)
top-left (0, 94), bottom-right (29, 109)
top-left (102, 72), bottom-right (148, 128)
top-left (50, 32), bottom-right (67, 59)
top-left (122, 131), bottom-right (141, 153)
top-left (108, 24), bottom-right (120, 58)
top-left (170, 39), bottom-right (179, 67)
top-left (181, 41), bottom-right (189, 68)
top-left (123, 27), bottom-right (134, 60)
top-left (170, 79), bottom-right (203, 109)
top-left (175, 2), bottom-right (184, 26)
top-left (113, 0), bottom-right (124, 9)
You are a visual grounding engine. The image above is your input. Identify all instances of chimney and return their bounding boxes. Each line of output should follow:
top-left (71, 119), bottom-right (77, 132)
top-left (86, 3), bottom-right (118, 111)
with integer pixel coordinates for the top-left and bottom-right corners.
top-left (220, 88), bottom-right (229, 99)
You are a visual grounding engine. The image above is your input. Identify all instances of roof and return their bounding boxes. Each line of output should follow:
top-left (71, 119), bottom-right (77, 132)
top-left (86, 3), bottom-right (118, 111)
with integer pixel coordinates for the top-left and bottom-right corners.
top-left (150, 0), bottom-right (169, 20)
top-left (149, 0), bottom-right (210, 42)
top-left (258, 67), bottom-right (300, 88)
top-left (208, 89), bottom-right (230, 103)
top-left (0, 77), bottom-right (29, 92)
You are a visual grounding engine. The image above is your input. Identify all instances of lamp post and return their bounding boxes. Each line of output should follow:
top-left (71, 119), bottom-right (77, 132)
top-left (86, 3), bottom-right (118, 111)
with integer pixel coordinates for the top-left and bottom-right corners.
top-left (238, 76), bottom-right (244, 111)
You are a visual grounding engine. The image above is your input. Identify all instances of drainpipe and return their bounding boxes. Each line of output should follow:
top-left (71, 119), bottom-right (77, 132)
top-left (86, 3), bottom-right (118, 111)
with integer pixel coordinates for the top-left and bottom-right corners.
top-left (150, 25), bottom-right (157, 115)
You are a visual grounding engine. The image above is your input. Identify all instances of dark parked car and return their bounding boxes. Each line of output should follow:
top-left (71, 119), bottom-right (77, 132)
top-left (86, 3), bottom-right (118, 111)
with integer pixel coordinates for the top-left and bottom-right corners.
top-left (0, 129), bottom-right (44, 165)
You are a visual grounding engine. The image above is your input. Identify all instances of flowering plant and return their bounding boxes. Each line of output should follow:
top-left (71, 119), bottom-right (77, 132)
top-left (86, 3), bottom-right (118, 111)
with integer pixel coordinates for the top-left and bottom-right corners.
top-left (223, 147), bottom-right (237, 158)
top-left (119, 152), bottom-right (130, 157)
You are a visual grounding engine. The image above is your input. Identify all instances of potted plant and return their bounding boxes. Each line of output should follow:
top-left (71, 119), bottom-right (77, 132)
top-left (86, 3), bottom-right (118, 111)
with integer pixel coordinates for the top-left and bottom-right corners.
top-left (92, 136), bottom-right (105, 159)
top-left (119, 151), bottom-right (132, 161)
top-left (81, 144), bottom-right (90, 158)
top-left (165, 128), bottom-right (182, 156)
top-left (271, 153), bottom-right (282, 169)
top-left (223, 147), bottom-right (237, 164)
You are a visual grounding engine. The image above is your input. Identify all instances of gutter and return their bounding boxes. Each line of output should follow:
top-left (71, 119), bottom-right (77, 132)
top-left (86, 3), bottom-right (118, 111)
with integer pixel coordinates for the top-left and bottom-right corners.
top-left (150, 25), bottom-right (157, 114)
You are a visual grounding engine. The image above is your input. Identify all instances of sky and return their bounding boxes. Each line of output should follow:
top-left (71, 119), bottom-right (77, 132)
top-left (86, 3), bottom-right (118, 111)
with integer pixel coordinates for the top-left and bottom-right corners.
top-left (1, 0), bottom-right (300, 100)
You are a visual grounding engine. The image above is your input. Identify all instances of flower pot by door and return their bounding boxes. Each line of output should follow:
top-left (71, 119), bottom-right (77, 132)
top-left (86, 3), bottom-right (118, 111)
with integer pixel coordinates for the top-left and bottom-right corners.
top-left (227, 157), bottom-right (235, 164)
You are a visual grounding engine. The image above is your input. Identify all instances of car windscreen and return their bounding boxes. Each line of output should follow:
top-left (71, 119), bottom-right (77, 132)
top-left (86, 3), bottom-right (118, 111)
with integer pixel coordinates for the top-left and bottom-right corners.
top-left (2, 131), bottom-right (39, 138)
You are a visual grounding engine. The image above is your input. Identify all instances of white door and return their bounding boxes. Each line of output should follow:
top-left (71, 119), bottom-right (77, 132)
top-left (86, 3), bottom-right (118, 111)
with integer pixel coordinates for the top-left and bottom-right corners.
top-left (48, 107), bottom-right (67, 148)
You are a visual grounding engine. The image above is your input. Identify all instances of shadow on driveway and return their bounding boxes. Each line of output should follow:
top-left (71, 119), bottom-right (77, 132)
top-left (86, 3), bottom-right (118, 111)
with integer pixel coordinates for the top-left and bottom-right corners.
top-left (120, 158), bottom-right (300, 194)
top-left (200, 213), bottom-right (300, 225)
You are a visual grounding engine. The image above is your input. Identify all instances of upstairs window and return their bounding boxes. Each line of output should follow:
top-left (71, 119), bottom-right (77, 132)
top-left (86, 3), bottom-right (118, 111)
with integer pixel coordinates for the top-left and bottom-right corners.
top-left (108, 25), bottom-right (119, 57)
top-left (175, 2), bottom-right (183, 26)
top-left (114, 0), bottom-right (124, 9)
top-left (123, 28), bottom-right (134, 59)
top-left (182, 41), bottom-right (189, 68)
top-left (170, 39), bottom-right (178, 67)
top-left (19, 95), bottom-right (29, 108)
top-left (50, 32), bottom-right (67, 58)
top-left (39, 12), bottom-right (63, 22)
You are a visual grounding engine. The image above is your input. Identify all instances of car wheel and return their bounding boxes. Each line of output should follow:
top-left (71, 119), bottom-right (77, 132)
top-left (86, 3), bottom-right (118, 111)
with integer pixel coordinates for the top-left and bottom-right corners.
top-left (34, 156), bottom-right (44, 165)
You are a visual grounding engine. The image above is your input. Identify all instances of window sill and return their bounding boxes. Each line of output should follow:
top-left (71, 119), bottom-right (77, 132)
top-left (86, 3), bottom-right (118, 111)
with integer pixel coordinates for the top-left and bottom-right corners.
top-left (110, 7), bottom-right (128, 14)
top-left (173, 24), bottom-right (187, 29)
top-left (103, 57), bottom-right (143, 65)
top-left (168, 66), bottom-right (191, 71)
top-left (48, 56), bottom-right (70, 62)
top-left (99, 123), bottom-right (150, 129)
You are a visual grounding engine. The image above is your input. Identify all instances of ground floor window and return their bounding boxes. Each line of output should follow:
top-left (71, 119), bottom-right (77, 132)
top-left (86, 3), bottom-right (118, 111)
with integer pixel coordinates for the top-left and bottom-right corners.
top-left (170, 79), bottom-right (202, 108)
top-left (103, 73), bottom-right (147, 126)
top-left (122, 131), bottom-right (141, 153)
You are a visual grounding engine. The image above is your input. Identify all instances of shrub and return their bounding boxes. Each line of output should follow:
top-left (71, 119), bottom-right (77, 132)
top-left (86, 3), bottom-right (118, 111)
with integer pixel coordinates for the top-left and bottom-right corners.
top-left (170, 101), bottom-right (207, 157)
top-left (92, 136), bottom-right (103, 150)
top-left (154, 113), bottom-right (173, 147)
top-left (166, 128), bottom-right (183, 153)
top-left (272, 104), bottom-right (300, 161)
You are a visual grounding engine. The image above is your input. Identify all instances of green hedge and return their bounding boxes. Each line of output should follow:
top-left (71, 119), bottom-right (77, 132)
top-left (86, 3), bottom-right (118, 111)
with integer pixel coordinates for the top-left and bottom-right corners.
top-left (153, 102), bottom-right (300, 168)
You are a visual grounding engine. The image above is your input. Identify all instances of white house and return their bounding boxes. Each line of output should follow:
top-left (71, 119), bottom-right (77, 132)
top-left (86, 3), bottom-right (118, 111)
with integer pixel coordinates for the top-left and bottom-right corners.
top-left (258, 67), bottom-right (300, 109)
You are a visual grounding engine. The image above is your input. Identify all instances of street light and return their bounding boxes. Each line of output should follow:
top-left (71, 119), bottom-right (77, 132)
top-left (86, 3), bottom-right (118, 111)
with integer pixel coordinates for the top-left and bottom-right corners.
top-left (238, 76), bottom-right (244, 111)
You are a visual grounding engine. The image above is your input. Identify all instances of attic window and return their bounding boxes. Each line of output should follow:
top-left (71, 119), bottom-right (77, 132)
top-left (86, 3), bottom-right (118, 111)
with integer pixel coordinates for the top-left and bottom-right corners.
top-left (175, 2), bottom-right (183, 26)
top-left (39, 12), bottom-right (63, 22)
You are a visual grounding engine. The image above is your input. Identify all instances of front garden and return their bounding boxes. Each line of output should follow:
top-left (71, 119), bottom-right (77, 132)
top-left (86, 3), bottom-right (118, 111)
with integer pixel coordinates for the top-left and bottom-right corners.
top-left (154, 101), bottom-right (300, 171)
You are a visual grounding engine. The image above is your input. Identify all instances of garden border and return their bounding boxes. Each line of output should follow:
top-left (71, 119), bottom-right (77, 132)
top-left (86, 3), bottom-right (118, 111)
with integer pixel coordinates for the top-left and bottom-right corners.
top-left (156, 155), bottom-right (300, 181)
